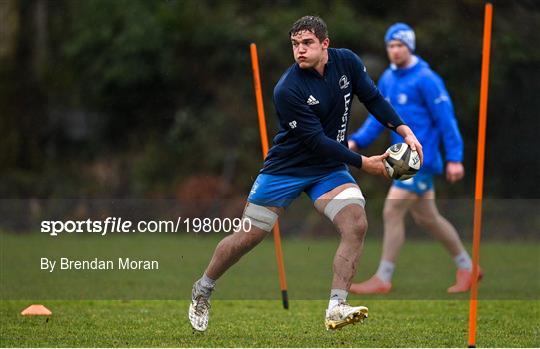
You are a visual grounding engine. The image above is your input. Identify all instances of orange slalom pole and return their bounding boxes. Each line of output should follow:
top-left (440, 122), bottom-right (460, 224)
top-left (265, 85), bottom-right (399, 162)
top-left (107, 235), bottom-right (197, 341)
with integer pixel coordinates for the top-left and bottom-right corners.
top-left (250, 43), bottom-right (289, 309)
top-left (468, 3), bottom-right (493, 347)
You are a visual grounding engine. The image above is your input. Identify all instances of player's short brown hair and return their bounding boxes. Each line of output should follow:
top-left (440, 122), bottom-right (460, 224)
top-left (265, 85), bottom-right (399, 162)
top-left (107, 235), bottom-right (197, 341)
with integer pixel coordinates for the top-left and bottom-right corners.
top-left (289, 16), bottom-right (328, 42)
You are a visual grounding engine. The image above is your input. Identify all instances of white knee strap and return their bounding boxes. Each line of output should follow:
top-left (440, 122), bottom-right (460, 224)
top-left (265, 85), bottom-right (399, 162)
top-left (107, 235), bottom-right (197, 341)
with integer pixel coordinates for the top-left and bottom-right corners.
top-left (324, 187), bottom-right (366, 222)
top-left (243, 203), bottom-right (278, 232)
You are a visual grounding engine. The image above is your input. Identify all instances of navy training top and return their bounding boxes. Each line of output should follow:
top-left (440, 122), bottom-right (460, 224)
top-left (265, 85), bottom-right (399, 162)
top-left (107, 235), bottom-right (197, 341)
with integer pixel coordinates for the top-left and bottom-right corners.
top-left (261, 48), bottom-right (405, 176)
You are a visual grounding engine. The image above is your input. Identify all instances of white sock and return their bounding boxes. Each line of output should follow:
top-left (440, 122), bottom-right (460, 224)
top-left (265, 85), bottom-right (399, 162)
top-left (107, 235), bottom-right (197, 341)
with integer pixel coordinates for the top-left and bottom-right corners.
top-left (454, 251), bottom-right (472, 271)
top-left (328, 289), bottom-right (347, 310)
top-left (193, 273), bottom-right (216, 299)
top-left (200, 273), bottom-right (216, 288)
top-left (375, 260), bottom-right (395, 283)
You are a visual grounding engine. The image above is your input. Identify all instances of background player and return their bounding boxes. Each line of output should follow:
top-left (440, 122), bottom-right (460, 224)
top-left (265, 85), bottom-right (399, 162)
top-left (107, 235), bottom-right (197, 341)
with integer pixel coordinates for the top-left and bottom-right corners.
top-left (348, 23), bottom-right (481, 295)
top-left (189, 16), bottom-right (422, 331)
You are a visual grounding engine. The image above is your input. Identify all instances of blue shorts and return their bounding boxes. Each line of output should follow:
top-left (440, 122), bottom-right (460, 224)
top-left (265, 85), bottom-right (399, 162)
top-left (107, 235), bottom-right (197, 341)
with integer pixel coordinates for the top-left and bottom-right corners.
top-left (247, 170), bottom-right (357, 207)
top-left (392, 172), bottom-right (434, 195)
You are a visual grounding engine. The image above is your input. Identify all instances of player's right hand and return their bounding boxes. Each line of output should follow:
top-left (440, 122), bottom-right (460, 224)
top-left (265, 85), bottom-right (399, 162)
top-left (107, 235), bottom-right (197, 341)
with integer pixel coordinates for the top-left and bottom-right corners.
top-left (361, 153), bottom-right (390, 179)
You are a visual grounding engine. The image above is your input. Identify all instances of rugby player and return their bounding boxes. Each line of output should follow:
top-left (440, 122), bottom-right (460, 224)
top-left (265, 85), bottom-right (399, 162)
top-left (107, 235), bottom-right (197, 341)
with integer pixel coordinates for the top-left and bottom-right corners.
top-left (349, 23), bottom-right (481, 295)
top-left (189, 16), bottom-right (423, 332)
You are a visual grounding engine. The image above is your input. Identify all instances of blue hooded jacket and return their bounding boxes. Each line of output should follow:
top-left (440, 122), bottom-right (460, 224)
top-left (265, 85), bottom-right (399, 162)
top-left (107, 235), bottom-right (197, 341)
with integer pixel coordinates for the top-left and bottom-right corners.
top-left (349, 56), bottom-right (463, 174)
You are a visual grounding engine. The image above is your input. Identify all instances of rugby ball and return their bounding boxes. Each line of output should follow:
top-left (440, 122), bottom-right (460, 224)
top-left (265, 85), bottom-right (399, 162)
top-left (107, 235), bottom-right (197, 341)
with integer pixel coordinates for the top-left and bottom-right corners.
top-left (383, 143), bottom-right (421, 180)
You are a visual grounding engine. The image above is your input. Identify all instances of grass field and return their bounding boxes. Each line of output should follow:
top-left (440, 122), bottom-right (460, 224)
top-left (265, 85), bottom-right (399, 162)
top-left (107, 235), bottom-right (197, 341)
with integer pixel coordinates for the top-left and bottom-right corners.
top-left (1, 233), bottom-right (539, 347)
top-left (1, 300), bottom-right (538, 347)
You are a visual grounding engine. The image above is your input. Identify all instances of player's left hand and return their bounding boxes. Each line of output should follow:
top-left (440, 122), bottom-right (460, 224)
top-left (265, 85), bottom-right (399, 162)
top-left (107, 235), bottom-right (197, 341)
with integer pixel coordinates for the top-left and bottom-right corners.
top-left (446, 162), bottom-right (464, 183)
top-left (397, 125), bottom-right (424, 165)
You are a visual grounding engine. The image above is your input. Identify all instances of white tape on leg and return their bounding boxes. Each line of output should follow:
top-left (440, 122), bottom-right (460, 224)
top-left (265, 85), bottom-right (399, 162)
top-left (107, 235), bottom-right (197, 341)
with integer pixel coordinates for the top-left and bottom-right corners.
top-left (243, 203), bottom-right (278, 232)
top-left (323, 187), bottom-right (366, 222)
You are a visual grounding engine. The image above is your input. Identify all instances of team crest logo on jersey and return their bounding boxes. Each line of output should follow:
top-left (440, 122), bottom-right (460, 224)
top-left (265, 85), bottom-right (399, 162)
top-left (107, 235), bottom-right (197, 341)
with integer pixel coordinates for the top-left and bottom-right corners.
top-left (397, 93), bottom-right (408, 104)
top-left (339, 75), bottom-right (350, 90)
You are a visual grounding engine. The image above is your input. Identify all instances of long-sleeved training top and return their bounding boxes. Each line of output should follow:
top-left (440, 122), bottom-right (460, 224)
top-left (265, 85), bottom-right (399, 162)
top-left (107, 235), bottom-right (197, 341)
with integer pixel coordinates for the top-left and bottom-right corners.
top-left (261, 48), bottom-right (404, 176)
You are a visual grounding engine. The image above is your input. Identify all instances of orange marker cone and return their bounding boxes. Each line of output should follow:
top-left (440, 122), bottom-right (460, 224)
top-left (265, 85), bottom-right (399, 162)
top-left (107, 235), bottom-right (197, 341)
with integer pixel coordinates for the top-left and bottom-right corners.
top-left (21, 304), bottom-right (52, 316)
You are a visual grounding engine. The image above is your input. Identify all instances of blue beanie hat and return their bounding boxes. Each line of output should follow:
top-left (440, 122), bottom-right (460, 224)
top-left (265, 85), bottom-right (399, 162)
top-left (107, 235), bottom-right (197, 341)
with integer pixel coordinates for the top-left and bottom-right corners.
top-left (385, 23), bottom-right (415, 52)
